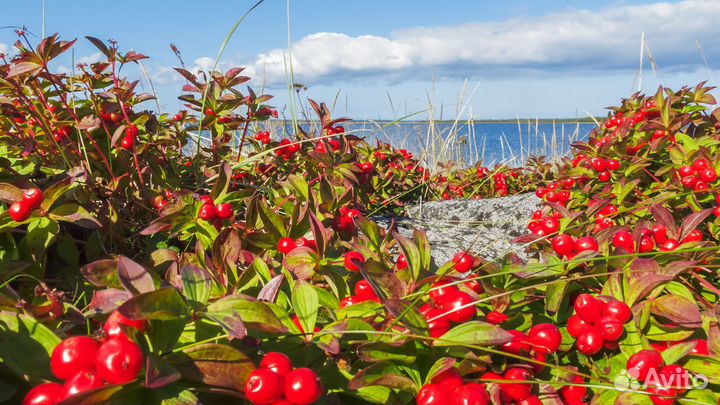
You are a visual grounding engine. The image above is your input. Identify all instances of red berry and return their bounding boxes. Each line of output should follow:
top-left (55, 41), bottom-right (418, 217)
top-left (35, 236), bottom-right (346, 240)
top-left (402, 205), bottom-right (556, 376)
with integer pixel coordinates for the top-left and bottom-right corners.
top-left (425, 307), bottom-right (452, 338)
top-left (417, 384), bottom-right (452, 405)
top-left (659, 239), bottom-right (679, 252)
top-left (501, 367), bottom-right (533, 402)
top-left (500, 330), bottom-right (530, 355)
top-left (23, 383), bottom-right (62, 405)
top-left (551, 234), bottom-right (575, 256)
top-left (120, 134), bottom-right (135, 150)
top-left (278, 237), bottom-right (296, 255)
top-left (95, 336), bottom-right (144, 384)
top-left (626, 350), bottom-right (664, 382)
top-left (693, 159), bottom-right (709, 170)
top-left (103, 310), bottom-right (147, 337)
top-left (516, 396), bottom-right (542, 405)
top-left (567, 315), bottom-right (591, 338)
top-left (429, 279), bottom-right (459, 301)
top-left (590, 158), bottom-right (606, 172)
top-left (699, 167), bottom-right (718, 183)
top-left (354, 279), bottom-right (377, 300)
top-left (680, 229), bottom-right (703, 244)
top-left (437, 290), bottom-right (476, 323)
top-left (344, 251), bottom-right (366, 272)
top-left (58, 370), bottom-right (103, 401)
top-left (596, 315), bottom-right (624, 341)
top-left (689, 339), bottom-right (709, 355)
top-left (51, 336), bottom-right (99, 380)
top-left (603, 301), bottom-right (632, 323)
top-left (198, 203), bottom-right (216, 221)
top-left (647, 384), bottom-right (677, 405)
top-left (639, 236), bottom-right (655, 253)
top-left (259, 352), bottom-right (293, 377)
top-left (576, 329), bottom-right (604, 355)
top-left (606, 159), bottom-right (620, 171)
top-left (528, 323), bottom-right (562, 354)
top-left (245, 368), bottom-right (285, 405)
top-left (574, 237), bottom-right (598, 254)
top-left (452, 252), bottom-right (474, 273)
top-left (598, 171), bottom-right (611, 182)
top-left (612, 231), bottom-right (636, 252)
top-left (559, 376), bottom-right (587, 404)
top-left (22, 188), bottom-right (43, 209)
top-left (126, 125), bottom-right (139, 138)
top-left (430, 367), bottom-right (464, 392)
top-left (678, 165), bottom-right (695, 177)
top-left (485, 311), bottom-right (508, 325)
top-left (659, 365), bottom-right (690, 391)
top-left (396, 254), bottom-right (408, 270)
top-left (215, 203), bottom-right (234, 220)
top-left (540, 217), bottom-right (559, 234)
top-left (454, 383), bottom-right (490, 405)
top-left (284, 368), bottom-right (323, 405)
top-left (573, 294), bottom-right (605, 322)
top-left (339, 296), bottom-right (356, 308)
top-left (9, 201), bottom-right (32, 222)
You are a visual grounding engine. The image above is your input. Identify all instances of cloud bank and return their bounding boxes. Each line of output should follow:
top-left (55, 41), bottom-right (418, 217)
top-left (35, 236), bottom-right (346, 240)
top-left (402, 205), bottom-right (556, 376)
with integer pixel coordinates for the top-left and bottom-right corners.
top-left (239, 0), bottom-right (719, 85)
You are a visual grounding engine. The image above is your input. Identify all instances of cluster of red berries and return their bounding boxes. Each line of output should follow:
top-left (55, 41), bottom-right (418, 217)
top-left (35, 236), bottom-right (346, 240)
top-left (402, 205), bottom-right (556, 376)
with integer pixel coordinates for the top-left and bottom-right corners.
top-left (51, 125), bottom-right (72, 143)
top-left (9, 187), bottom-right (43, 222)
top-left (534, 178), bottom-right (575, 206)
top-left (493, 172), bottom-right (510, 196)
top-left (197, 196), bottom-right (234, 223)
top-left (152, 190), bottom-right (175, 212)
top-left (549, 234), bottom-right (599, 258)
top-left (591, 203), bottom-right (618, 231)
top-left (568, 294), bottom-right (631, 355)
top-left (23, 310), bottom-right (145, 405)
top-left (497, 323), bottom-right (561, 372)
top-left (255, 130), bottom-right (272, 145)
top-left (333, 206), bottom-right (361, 234)
top-left (244, 352), bottom-right (323, 405)
top-left (277, 237), bottom-right (317, 255)
top-left (626, 350), bottom-right (691, 405)
top-left (611, 223), bottom-right (700, 254)
top-left (417, 367), bottom-right (490, 405)
top-left (677, 159), bottom-right (717, 192)
top-left (314, 138), bottom-right (341, 154)
top-left (528, 210), bottom-right (561, 236)
top-left (119, 125), bottom-right (138, 150)
top-left (277, 139), bottom-right (301, 160)
top-left (419, 278), bottom-right (480, 338)
top-left (339, 279), bottom-right (380, 307)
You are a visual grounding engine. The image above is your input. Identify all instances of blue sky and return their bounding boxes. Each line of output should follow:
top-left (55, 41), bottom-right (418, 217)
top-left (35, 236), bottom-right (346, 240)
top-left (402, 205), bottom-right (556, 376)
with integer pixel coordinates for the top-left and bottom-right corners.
top-left (1, 0), bottom-right (718, 119)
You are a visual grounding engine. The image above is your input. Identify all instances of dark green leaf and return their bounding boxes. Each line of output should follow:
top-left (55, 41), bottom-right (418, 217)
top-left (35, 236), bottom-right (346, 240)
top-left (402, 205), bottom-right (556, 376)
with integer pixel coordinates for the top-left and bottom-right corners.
top-left (433, 321), bottom-right (513, 347)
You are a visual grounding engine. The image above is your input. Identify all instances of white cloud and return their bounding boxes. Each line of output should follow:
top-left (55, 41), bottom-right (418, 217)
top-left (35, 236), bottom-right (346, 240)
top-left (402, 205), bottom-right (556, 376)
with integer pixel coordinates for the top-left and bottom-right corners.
top-left (246, 0), bottom-right (720, 85)
top-left (0, 43), bottom-right (8, 56)
top-left (156, 0), bottom-right (720, 89)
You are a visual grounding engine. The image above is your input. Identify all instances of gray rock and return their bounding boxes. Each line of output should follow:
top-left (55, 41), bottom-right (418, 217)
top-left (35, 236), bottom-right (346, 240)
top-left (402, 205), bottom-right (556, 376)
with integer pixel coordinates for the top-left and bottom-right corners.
top-left (374, 193), bottom-right (541, 266)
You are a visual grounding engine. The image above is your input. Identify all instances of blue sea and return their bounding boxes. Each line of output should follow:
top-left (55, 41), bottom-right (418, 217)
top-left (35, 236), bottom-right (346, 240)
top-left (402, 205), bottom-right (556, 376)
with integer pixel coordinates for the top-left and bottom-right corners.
top-left (192, 121), bottom-right (597, 167)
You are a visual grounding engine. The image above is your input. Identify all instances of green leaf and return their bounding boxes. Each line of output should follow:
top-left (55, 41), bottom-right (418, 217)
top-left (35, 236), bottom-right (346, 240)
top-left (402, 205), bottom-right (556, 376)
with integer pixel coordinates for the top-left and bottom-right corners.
top-left (117, 255), bottom-right (156, 295)
top-left (283, 246), bottom-right (319, 280)
top-left (433, 321), bottom-right (513, 347)
top-left (393, 232), bottom-right (421, 281)
top-left (651, 295), bottom-right (701, 328)
top-left (0, 311), bottom-right (61, 381)
top-left (80, 258), bottom-right (121, 288)
top-left (205, 295), bottom-right (287, 334)
top-left (166, 343), bottom-right (255, 391)
top-left (257, 198), bottom-right (287, 239)
top-left (661, 341), bottom-right (696, 365)
top-left (357, 341), bottom-right (418, 364)
top-left (49, 203), bottom-right (101, 229)
top-left (348, 361), bottom-right (418, 393)
top-left (292, 282), bottom-right (319, 335)
top-left (545, 279), bottom-right (568, 314)
top-left (210, 161), bottom-right (232, 200)
top-left (357, 216), bottom-right (383, 251)
top-left (180, 264), bottom-right (212, 306)
top-left (118, 287), bottom-right (189, 321)
top-left (24, 217), bottom-right (59, 261)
